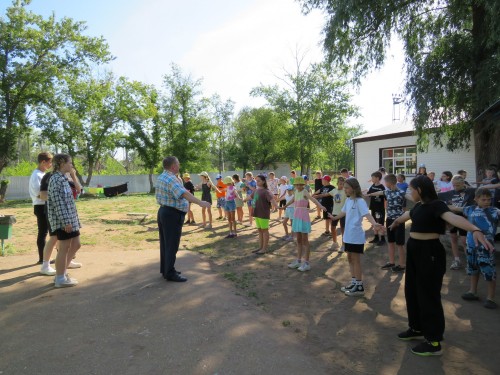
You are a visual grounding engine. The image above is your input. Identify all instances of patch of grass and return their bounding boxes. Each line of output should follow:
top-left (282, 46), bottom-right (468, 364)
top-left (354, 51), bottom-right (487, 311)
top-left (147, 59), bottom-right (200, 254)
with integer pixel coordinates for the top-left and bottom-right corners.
top-left (282, 320), bottom-right (291, 327)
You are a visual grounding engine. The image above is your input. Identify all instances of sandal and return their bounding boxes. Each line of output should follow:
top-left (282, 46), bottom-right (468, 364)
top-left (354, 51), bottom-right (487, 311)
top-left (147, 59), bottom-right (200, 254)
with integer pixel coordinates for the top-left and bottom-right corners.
top-left (251, 249), bottom-right (262, 254)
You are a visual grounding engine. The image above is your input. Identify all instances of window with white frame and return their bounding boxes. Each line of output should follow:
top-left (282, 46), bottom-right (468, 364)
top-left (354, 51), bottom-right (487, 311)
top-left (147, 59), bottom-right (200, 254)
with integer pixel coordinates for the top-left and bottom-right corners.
top-left (381, 146), bottom-right (417, 175)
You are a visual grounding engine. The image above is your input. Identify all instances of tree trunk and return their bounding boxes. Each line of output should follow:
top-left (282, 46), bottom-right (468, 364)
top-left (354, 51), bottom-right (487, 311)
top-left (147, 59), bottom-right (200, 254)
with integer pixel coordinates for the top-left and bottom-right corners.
top-left (149, 169), bottom-right (155, 194)
top-left (474, 120), bottom-right (500, 179)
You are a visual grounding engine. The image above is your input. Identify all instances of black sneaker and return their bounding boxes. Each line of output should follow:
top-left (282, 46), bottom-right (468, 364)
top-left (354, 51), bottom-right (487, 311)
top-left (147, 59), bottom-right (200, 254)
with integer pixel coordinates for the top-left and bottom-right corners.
top-left (368, 238), bottom-right (378, 243)
top-left (345, 284), bottom-right (365, 296)
top-left (398, 328), bottom-right (424, 341)
top-left (340, 282), bottom-right (356, 292)
top-left (411, 341), bottom-right (442, 356)
top-left (381, 262), bottom-right (395, 270)
top-left (375, 240), bottom-right (386, 247)
top-left (392, 265), bottom-right (406, 273)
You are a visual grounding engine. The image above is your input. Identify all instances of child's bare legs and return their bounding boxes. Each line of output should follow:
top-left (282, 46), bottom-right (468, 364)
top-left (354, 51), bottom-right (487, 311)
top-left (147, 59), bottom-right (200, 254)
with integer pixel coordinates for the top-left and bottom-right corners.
top-left (66, 236), bottom-right (81, 269)
top-left (187, 203), bottom-right (194, 222)
top-left (450, 231), bottom-right (461, 259)
top-left (296, 233), bottom-right (304, 260)
top-left (257, 228), bottom-right (264, 250)
top-left (236, 206), bottom-right (244, 223)
top-left (217, 207), bottom-right (223, 219)
top-left (397, 244), bottom-right (406, 266)
top-left (347, 252), bottom-right (354, 276)
top-left (387, 242), bottom-right (396, 264)
top-left (351, 252), bottom-right (363, 281)
top-left (302, 233), bottom-right (310, 262)
top-left (324, 218), bottom-right (331, 233)
top-left (283, 217), bottom-right (289, 236)
top-left (43, 235), bottom-right (58, 262)
top-left (201, 207), bottom-right (207, 226)
top-left (247, 205), bottom-right (254, 226)
top-left (261, 228), bottom-right (270, 252)
top-left (330, 223), bottom-right (338, 243)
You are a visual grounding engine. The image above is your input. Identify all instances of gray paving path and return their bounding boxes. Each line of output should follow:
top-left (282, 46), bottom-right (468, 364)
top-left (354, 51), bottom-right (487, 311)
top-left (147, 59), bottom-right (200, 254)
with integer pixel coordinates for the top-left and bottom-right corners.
top-left (0, 250), bottom-right (331, 375)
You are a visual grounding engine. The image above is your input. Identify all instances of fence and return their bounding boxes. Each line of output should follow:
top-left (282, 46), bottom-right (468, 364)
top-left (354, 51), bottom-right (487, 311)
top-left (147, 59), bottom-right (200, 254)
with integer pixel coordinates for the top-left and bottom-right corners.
top-left (3, 166), bottom-right (293, 201)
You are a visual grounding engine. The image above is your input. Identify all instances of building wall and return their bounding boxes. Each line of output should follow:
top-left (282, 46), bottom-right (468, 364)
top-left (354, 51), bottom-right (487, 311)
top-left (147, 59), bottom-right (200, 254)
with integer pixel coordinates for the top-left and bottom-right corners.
top-left (355, 134), bottom-right (477, 190)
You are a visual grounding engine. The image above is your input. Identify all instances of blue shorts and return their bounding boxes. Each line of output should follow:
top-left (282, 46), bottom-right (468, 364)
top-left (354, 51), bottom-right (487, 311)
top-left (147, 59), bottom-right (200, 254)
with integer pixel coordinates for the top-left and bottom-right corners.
top-left (217, 197), bottom-right (225, 208)
top-left (466, 245), bottom-right (496, 281)
top-left (284, 207), bottom-right (294, 219)
top-left (224, 199), bottom-right (236, 212)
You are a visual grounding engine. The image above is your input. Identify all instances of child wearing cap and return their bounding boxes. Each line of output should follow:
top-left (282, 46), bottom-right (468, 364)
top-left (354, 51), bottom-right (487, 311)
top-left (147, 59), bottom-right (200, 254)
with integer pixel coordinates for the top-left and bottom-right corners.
top-left (182, 173), bottom-right (195, 225)
top-left (329, 176), bottom-right (347, 251)
top-left (215, 174), bottom-right (227, 220)
top-left (285, 176), bottom-right (326, 272)
top-left (223, 176), bottom-right (241, 238)
top-left (282, 185), bottom-right (295, 241)
top-left (313, 175), bottom-right (335, 237)
top-left (277, 176), bottom-right (288, 221)
top-left (244, 172), bottom-right (257, 226)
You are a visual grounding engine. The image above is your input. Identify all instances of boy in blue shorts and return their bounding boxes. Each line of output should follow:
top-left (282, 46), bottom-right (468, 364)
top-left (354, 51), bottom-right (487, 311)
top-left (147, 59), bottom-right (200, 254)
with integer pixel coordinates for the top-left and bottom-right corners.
top-left (460, 188), bottom-right (499, 309)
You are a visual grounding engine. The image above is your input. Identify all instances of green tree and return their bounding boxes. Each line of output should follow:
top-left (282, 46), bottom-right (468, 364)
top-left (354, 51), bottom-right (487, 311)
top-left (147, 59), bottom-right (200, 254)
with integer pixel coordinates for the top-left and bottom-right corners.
top-left (161, 64), bottom-right (212, 173)
top-left (0, 0), bottom-right (112, 173)
top-left (208, 94), bottom-right (234, 173)
top-left (252, 59), bottom-right (357, 174)
top-left (36, 72), bottom-right (123, 185)
top-left (117, 79), bottom-right (163, 193)
top-left (227, 107), bottom-right (288, 171)
top-left (299, 0), bottom-right (500, 168)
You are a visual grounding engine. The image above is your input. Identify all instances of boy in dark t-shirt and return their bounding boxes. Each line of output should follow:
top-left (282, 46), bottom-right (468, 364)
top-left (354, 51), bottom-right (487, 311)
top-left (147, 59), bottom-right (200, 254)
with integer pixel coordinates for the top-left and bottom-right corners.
top-left (367, 171), bottom-right (386, 245)
top-left (313, 175), bottom-right (335, 236)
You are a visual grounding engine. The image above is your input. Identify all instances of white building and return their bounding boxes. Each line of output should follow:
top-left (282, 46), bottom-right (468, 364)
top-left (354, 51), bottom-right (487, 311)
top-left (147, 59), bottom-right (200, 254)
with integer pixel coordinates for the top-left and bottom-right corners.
top-left (352, 120), bottom-right (477, 189)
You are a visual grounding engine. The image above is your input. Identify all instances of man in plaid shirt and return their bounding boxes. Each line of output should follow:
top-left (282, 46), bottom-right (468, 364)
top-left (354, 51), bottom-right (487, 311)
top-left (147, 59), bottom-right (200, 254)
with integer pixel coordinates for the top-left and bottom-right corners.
top-left (156, 156), bottom-right (210, 282)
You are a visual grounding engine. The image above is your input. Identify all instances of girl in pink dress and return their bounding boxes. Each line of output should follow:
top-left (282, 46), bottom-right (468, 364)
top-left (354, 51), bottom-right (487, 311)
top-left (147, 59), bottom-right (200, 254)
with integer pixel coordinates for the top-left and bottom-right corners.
top-left (284, 176), bottom-right (325, 272)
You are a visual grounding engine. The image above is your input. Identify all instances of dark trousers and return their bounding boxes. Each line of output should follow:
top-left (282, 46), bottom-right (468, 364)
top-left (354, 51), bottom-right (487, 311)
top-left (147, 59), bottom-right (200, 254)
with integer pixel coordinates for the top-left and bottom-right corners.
top-left (34, 204), bottom-right (48, 262)
top-left (157, 206), bottom-right (185, 278)
top-left (405, 238), bottom-right (446, 342)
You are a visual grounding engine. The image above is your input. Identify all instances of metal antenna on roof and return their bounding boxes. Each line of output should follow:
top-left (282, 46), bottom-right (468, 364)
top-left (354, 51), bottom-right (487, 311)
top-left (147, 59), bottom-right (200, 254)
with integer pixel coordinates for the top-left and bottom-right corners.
top-left (392, 94), bottom-right (403, 122)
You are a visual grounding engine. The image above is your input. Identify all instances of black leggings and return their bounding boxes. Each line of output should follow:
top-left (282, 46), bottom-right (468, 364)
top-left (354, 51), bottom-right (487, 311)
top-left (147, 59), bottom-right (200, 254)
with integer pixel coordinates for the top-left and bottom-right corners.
top-left (405, 238), bottom-right (446, 342)
top-left (34, 204), bottom-right (48, 262)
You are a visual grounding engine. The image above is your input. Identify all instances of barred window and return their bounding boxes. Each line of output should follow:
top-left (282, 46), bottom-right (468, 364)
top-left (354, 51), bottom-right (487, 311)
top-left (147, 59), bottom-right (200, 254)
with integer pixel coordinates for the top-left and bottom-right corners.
top-left (381, 146), bottom-right (417, 175)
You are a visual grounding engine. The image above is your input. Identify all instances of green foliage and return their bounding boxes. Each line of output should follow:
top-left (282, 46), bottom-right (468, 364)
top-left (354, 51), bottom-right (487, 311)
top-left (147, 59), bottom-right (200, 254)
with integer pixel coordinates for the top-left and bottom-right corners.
top-left (35, 72), bottom-right (123, 185)
top-left (299, 0), bottom-right (500, 154)
top-left (252, 59), bottom-right (358, 173)
top-left (0, 0), bottom-right (112, 173)
top-left (1, 161), bottom-right (36, 176)
top-left (227, 107), bottom-right (288, 171)
top-left (161, 64), bottom-right (213, 173)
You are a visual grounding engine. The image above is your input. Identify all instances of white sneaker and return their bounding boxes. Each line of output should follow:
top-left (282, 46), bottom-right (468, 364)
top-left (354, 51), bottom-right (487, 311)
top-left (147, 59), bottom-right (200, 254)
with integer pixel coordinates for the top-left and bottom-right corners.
top-left (330, 242), bottom-right (340, 251)
top-left (297, 262), bottom-right (311, 272)
top-left (40, 266), bottom-right (56, 276)
top-left (54, 278), bottom-right (78, 288)
top-left (288, 259), bottom-right (301, 269)
top-left (450, 259), bottom-right (462, 270)
top-left (345, 285), bottom-right (365, 296)
top-left (68, 260), bottom-right (82, 269)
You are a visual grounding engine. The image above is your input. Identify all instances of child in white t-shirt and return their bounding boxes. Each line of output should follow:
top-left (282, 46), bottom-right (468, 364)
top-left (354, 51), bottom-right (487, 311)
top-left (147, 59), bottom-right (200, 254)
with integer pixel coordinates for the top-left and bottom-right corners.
top-left (328, 178), bottom-right (381, 297)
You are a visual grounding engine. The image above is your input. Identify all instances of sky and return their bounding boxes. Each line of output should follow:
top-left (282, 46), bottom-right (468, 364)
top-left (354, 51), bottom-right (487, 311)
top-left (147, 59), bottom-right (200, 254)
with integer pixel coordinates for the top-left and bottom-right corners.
top-left (1, 0), bottom-right (407, 132)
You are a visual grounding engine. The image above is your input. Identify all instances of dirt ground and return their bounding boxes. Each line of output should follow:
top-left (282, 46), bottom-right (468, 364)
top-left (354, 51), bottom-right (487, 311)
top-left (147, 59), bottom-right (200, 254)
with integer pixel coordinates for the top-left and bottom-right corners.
top-left (1, 199), bottom-right (499, 374)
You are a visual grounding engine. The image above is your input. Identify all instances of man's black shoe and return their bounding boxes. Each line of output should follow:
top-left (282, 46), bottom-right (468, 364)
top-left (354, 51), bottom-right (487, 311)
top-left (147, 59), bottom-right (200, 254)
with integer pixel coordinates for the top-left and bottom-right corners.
top-left (166, 274), bottom-right (187, 282)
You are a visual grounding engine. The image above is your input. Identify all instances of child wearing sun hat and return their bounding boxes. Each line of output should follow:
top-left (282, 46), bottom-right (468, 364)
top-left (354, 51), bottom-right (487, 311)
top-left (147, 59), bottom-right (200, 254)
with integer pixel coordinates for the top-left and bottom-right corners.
top-left (284, 176), bottom-right (326, 272)
top-left (223, 176), bottom-right (241, 238)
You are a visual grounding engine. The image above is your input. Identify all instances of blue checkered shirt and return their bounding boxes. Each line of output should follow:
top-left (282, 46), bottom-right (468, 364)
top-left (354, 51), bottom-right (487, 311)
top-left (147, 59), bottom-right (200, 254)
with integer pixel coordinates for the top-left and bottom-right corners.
top-left (155, 171), bottom-right (188, 212)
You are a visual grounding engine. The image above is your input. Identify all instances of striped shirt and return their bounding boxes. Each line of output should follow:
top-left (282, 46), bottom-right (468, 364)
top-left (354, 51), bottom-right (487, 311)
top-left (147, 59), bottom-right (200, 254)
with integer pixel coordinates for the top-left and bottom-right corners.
top-left (47, 171), bottom-right (81, 232)
top-left (155, 170), bottom-right (188, 212)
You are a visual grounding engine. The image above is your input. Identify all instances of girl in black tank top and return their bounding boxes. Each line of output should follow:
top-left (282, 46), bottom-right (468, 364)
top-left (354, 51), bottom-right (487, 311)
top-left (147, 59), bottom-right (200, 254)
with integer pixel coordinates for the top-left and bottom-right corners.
top-left (198, 174), bottom-right (214, 228)
top-left (387, 176), bottom-right (491, 356)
